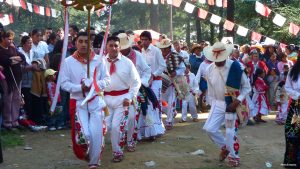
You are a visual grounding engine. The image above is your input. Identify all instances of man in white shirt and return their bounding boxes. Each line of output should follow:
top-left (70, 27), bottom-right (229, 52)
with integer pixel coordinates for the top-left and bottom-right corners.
top-left (202, 42), bottom-right (251, 167)
top-left (173, 40), bottom-right (190, 63)
top-left (140, 31), bottom-right (166, 139)
top-left (104, 36), bottom-right (141, 162)
top-left (117, 33), bottom-right (152, 148)
top-left (60, 32), bottom-right (110, 169)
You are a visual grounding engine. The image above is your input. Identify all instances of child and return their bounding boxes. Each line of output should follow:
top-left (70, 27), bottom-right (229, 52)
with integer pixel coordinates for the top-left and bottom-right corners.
top-left (266, 68), bottom-right (279, 107)
top-left (45, 69), bottom-right (63, 131)
top-left (275, 72), bottom-right (289, 125)
top-left (252, 68), bottom-right (270, 123)
top-left (180, 63), bottom-right (201, 123)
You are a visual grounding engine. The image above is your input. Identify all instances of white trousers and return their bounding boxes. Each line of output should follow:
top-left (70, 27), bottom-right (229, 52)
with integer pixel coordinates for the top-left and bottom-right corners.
top-left (162, 85), bottom-right (176, 124)
top-left (76, 98), bottom-right (104, 166)
top-left (151, 80), bottom-right (165, 135)
top-left (203, 100), bottom-right (240, 160)
top-left (181, 93), bottom-right (198, 121)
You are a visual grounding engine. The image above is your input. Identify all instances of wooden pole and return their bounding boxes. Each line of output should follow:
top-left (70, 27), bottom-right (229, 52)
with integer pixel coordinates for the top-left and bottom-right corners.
top-left (87, 7), bottom-right (91, 78)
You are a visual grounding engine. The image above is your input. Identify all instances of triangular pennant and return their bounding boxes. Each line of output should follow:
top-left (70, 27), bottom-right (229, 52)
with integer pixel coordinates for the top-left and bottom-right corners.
top-left (146, 0), bottom-right (151, 4)
top-left (51, 8), bottom-right (57, 18)
top-left (20, 0), bottom-right (26, 10)
top-left (198, 0), bottom-right (205, 4)
top-left (210, 14), bottom-right (221, 25)
top-left (153, 0), bottom-right (159, 5)
top-left (272, 14), bottom-right (286, 27)
top-left (289, 22), bottom-right (300, 36)
top-left (198, 8), bottom-right (208, 19)
top-left (264, 37), bottom-right (276, 45)
top-left (223, 20), bottom-right (234, 31)
top-left (184, 2), bottom-right (195, 13)
top-left (208, 0), bottom-right (214, 6)
top-left (236, 26), bottom-right (248, 37)
top-left (172, 0), bottom-right (182, 7)
top-left (251, 32), bottom-right (262, 41)
top-left (216, 0), bottom-right (222, 7)
top-left (223, 0), bottom-right (227, 8)
top-left (45, 7), bottom-right (51, 17)
top-left (26, 2), bottom-right (33, 12)
top-left (167, 0), bottom-right (172, 4)
top-left (39, 6), bottom-right (45, 15)
top-left (33, 4), bottom-right (40, 14)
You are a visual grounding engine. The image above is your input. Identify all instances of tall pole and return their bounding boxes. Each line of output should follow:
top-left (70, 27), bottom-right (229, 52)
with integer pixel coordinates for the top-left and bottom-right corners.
top-left (87, 6), bottom-right (91, 78)
top-left (169, 4), bottom-right (173, 40)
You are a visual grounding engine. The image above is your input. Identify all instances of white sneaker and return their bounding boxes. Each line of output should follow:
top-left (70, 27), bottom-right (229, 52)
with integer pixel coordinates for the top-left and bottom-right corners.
top-left (48, 127), bottom-right (56, 131)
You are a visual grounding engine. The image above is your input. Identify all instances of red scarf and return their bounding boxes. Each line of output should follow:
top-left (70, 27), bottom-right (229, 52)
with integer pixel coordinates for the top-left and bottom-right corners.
top-left (107, 58), bottom-right (119, 75)
top-left (72, 50), bottom-right (95, 64)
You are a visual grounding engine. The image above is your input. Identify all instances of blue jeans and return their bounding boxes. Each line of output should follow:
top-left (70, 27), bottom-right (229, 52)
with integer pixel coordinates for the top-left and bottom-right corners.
top-left (60, 89), bottom-right (70, 126)
top-left (47, 104), bottom-right (64, 128)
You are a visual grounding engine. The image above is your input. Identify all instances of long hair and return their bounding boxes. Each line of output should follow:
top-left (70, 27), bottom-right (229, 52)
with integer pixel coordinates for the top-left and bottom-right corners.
top-left (253, 68), bottom-right (264, 85)
top-left (289, 58), bottom-right (300, 82)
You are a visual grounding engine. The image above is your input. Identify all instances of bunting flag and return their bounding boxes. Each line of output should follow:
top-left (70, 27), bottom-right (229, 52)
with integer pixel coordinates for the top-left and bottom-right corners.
top-left (27, 2), bottom-right (33, 12)
top-left (255, 1), bottom-right (271, 17)
top-left (272, 14), bottom-right (286, 27)
top-left (184, 2), bottom-right (195, 14)
top-left (146, 0), bottom-right (151, 4)
top-left (223, 0), bottom-right (227, 8)
top-left (198, 0), bottom-right (205, 4)
top-left (153, 0), bottom-right (159, 5)
top-left (20, 0), bottom-right (26, 10)
top-left (46, 7), bottom-right (51, 17)
top-left (289, 22), bottom-right (300, 36)
top-left (9, 14), bottom-right (13, 23)
top-left (264, 37), bottom-right (276, 45)
top-left (236, 26), bottom-right (248, 37)
top-left (208, 0), bottom-right (214, 6)
top-left (131, 0), bottom-right (138, 2)
top-left (210, 14), bottom-right (221, 25)
top-left (216, 0), bottom-right (222, 7)
top-left (280, 43), bottom-right (287, 49)
top-left (251, 32), bottom-right (262, 41)
top-left (7, 0), bottom-right (21, 7)
top-left (40, 6), bottom-right (45, 15)
top-left (172, 0), bottom-right (182, 7)
top-left (51, 8), bottom-right (57, 18)
top-left (167, 0), bottom-right (172, 4)
top-left (223, 20), bottom-right (234, 31)
top-left (0, 14), bottom-right (10, 26)
top-left (198, 8), bottom-right (208, 19)
top-left (138, 0), bottom-right (146, 3)
top-left (33, 4), bottom-right (40, 14)
top-left (161, 0), bottom-right (164, 4)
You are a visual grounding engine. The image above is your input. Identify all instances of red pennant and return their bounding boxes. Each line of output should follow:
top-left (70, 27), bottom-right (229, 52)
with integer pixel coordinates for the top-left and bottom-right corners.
top-left (172, 0), bottom-right (182, 7)
top-left (198, 8), bottom-right (208, 19)
top-left (264, 6), bottom-right (271, 17)
top-left (208, 0), bottom-right (214, 6)
top-left (223, 20), bottom-right (234, 31)
top-left (9, 14), bottom-right (14, 23)
top-left (279, 43), bottom-right (287, 49)
top-left (20, 0), bottom-right (27, 10)
top-left (289, 22), bottom-right (300, 36)
top-left (33, 4), bottom-right (40, 14)
top-left (45, 7), bottom-right (51, 16)
top-left (223, 0), bottom-right (227, 8)
top-left (251, 32), bottom-right (262, 41)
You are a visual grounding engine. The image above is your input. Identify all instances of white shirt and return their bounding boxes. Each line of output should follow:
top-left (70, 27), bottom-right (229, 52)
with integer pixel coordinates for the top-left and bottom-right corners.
top-left (104, 53), bottom-right (141, 100)
top-left (142, 44), bottom-right (166, 77)
top-left (18, 47), bottom-right (34, 65)
top-left (195, 60), bottom-right (212, 83)
top-left (176, 50), bottom-right (190, 63)
top-left (206, 59), bottom-right (251, 104)
top-left (31, 41), bottom-right (49, 60)
top-left (285, 73), bottom-right (300, 100)
top-left (60, 55), bottom-right (110, 100)
top-left (186, 72), bottom-right (200, 95)
top-left (129, 50), bottom-right (151, 87)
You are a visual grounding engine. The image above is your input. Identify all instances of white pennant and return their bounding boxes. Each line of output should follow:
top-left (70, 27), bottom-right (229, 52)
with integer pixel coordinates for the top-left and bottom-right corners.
top-left (153, 0), bottom-right (159, 4)
top-left (12, 0), bottom-right (21, 6)
top-left (264, 37), bottom-right (276, 45)
top-left (255, 1), bottom-right (264, 14)
top-left (236, 26), bottom-right (249, 37)
top-left (39, 6), bottom-right (45, 15)
top-left (51, 8), bottom-right (57, 18)
top-left (0, 14), bottom-right (10, 26)
top-left (26, 2), bottom-right (33, 12)
top-left (138, 0), bottom-right (145, 3)
top-left (167, 0), bottom-right (172, 4)
top-left (184, 2), bottom-right (195, 14)
top-left (272, 14), bottom-right (286, 27)
top-left (5, 0), bottom-right (12, 5)
top-left (198, 0), bottom-right (206, 4)
top-left (210, 14), bottom-right (222, 25)
top-left (216, 0), bottom-right (222, 7)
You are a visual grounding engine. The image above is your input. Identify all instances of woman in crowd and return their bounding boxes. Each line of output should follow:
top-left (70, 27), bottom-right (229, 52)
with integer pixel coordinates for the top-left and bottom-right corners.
top-left (284, 57), bottom-right (300, 168)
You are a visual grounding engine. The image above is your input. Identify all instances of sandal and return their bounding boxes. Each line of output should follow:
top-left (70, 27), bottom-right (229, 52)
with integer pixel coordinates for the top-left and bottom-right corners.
top-left (219, 147), bottom-right (229, 161)
top-left (228, 160), bottom-right (240, 167)
top-left (89, 165), bottom-right (99, 169)
top-left (127, 145), bottom-right (136, 152)
top-left (113, 155), bottom-right (124, 163)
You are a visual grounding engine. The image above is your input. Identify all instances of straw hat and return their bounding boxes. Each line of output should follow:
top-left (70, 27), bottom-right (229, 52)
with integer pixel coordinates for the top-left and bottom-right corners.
top-left (191, 43), bottom-right (202, 53)
top-left (156, 38), bottom-right (172, 49)
top-left (203, 42), bottom-right (233, 62)
top-left (44, 69), bottom-right (57, 78)
top-left (117, 33), bottom-right (134, 50)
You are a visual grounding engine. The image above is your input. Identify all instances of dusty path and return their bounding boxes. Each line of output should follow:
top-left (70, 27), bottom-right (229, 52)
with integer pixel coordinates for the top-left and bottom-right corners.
top-left (0, 113), bottom-right (285, 169)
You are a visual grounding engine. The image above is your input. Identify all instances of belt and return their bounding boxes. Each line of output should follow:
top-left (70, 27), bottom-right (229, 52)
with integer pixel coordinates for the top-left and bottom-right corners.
top-left (153, 76), bottom-right (162, 80)
top-left (104, 89), bottom-right (129, 96)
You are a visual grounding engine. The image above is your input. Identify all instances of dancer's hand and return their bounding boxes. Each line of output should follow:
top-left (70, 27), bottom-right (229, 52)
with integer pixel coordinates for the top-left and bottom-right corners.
top-left (81, 83), bottom-right (90, 92)
top-left (123, 98), bottom-right (131, 107)
top-left (226, 99), bottom-right (240, 112)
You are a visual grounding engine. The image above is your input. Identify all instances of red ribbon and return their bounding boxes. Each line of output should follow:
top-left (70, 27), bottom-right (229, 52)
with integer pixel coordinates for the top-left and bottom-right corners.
top-left (212, 49), bottom-right (226, 59)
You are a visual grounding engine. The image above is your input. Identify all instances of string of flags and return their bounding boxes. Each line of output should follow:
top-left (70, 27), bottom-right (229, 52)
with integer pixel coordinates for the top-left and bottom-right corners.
top-left (0, 0), bottom-right (60, 26)
top-left (255, 1), bottom-right (300, 36)
top-left (131, 0), bottom-right (227, 8)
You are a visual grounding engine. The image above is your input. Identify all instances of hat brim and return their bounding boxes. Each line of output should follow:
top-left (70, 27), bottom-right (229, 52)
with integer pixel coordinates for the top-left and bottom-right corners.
top-left (203, 44), bottom-right (233, 62)
top-left (156, 42), bottom-right (171, 49)
top-left (120, 36), bottom-right (134, 50)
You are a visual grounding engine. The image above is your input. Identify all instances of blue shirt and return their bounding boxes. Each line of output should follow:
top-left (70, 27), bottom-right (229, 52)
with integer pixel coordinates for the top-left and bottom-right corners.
top-left (189, 54), bottom-right (204, 75)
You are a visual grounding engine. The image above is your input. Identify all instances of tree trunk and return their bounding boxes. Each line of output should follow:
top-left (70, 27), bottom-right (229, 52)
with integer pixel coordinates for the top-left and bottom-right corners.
top-left (218, 8), bottom-right (224, 41)
top-left (209, 6), bottom-right (215, 44)
top-left (226, 0), bottom-right (234, 37)
top-left (195, 13), bottom-right (202, 43)
top-left (186, 17), bottom-right (191, 47)
top-left (150, 5), bottom-right (159, 32)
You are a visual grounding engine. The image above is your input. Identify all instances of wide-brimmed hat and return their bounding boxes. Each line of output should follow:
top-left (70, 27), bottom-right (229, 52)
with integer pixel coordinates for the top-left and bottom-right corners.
top-left (44, 69), bottom-right (57, 78)
top-left (117, 33), bottom-right (134, 50)
top-left (156, 38), bottom-right (172, 49)
top-left (191, 43), bottom-right (202, 53)
top-left (203, 42), bottom-right (233, 62)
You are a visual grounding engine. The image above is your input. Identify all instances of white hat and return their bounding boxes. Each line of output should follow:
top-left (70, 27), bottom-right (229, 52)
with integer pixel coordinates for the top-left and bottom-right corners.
top-left (20, 32), bottom-right (29, 36)
top-left (117, 33), bottom-right (134, 50)
top-left (203, 42), bottom-right (233, 62)
top-left (44, 69), bottom-right (57, 78)
top-left (156, 38), bottom-right (172, 49)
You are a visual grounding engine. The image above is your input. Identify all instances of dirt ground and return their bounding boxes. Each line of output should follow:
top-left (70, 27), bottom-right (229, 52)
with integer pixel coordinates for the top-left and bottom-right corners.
top-left (0, 113), bottom-right (285, 169)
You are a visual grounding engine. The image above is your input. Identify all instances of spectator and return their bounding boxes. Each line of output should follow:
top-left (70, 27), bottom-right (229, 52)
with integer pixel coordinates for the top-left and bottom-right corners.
top-left (189, 43), bottom-right (203, 75)
top-left (30, 29), bottom-right (50, 66)
top-left (278, 53), bottom-right (293, 74)
top-left (56, 28), bottom-right (64, 40)
top-left (42, 28), bottom-right (52, 42)
top-left (47, 33), bottom-right (57, 53)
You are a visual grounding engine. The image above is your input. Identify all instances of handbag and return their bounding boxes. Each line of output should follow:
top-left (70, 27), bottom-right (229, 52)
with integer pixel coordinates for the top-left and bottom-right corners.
top-left (9, 67), bottom-right (25, 106)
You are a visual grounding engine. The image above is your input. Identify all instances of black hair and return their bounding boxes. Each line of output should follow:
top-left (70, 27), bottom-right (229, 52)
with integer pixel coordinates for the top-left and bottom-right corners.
top-left (107, 36), bottom-right (120, 43)
top-left (118, 30), bottom-right (125, 33)
top-left (111, 31), bottom-right (119, 37)
top-left (21, 36), bottom-right (31, 46)
top-left (289, 59), bottom-right (300, 82)
top-left (30, 29), bottom-right (41, 37)
top-left (0, 23), bottom-right (4, 33)
top-left (76, 31), bottom-right (88, 39)
top-left (52, 40), bottom-right (64, 55)
top-left (47, 33), bottom-right (57, 44)
top-left (70, 25), bottom-right (79, 33)
top-left (140, 31), bottom-right (152, 41)
top-left (93, 34), bottom-right (103, 48)
top-left (90, 27), bottom-right (95, 31)
top-left (253, 68), bottom-right (264, 85)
